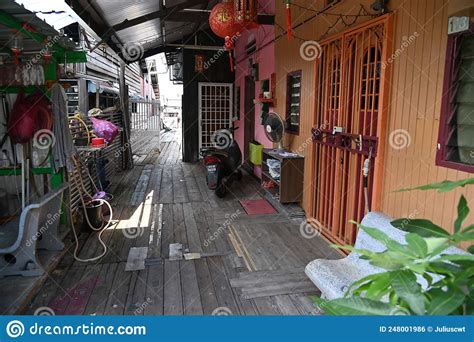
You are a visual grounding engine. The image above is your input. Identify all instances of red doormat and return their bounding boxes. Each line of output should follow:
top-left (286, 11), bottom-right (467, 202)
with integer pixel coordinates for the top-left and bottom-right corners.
top-left (239, 199), bottom-right (277, 215)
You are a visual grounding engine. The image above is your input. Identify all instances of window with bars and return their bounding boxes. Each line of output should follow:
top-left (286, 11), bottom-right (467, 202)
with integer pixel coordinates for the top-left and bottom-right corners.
top-left (286, 70), bottom-right (302, 134)
top-left (437, 28), bottom-right (474, 172)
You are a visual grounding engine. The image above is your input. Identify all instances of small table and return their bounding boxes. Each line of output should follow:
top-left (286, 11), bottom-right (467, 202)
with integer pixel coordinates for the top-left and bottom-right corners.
top-left (261, 149), bottom-right (304, 203)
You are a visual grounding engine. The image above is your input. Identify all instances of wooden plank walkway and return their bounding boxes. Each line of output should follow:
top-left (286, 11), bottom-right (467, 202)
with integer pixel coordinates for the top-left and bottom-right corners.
top-left (10, 129), bottom-right (339, 316)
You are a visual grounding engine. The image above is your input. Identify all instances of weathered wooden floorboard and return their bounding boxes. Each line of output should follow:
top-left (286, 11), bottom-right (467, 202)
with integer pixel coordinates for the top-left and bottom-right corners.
top-left (144, 265), bottom-right (164, 315)
top-left (63, 263), bottom-right (102, 315)
top-left (158, 167), bottom-right (174, 203)
top-left (104, 262), bottom-right (132, 315)
top-left (172, 165), bottom-right (189, 203)
top-left (160, 204), bottom-right (174, 258)
top-left (83, 262), bottom-right (119, 315)
top-left (124, 269), bottom-right (149, 315)
top-left (180, 260), bottom-right (204, 315)
top-left (193, 259), bottom-right (219, 315)
top-left (163, 259), bottom-right (183, 315)
top-left (182, 203), bottom-right (203, 253)
top-left (48, 265), bottom-right (87, 315)
top-left (172, 203), bottom-right (187, 248)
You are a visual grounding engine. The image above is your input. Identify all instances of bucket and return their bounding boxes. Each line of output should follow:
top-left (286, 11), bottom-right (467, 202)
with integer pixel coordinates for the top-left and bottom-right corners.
top-left (83, 200), bottom-right (104, 230)
top-left (93, 192), bottom-right (113, 216)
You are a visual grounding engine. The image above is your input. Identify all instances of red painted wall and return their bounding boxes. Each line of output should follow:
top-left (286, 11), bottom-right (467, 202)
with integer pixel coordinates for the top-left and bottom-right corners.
top-left (233, 0), bottom-right (275, 178)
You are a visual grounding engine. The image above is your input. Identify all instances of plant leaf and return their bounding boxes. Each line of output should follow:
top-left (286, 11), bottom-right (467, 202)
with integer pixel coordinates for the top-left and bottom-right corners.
top-left (314, 297), bottom-right (403, 315)
top-left (391, 270), bottom-right (425, 315)
top-left (425, 237), bottom-right (450, 255)
top-left (454, 195), bottom-right (469, 233)
top-left (462, 225), bottom-right (474, 233)
top-left (405, 233), bottom-right (428, 257)
top-left (455, 232), bottom-right (474, 242)
top-left (468, 245), bottom-right (474, 254)
top-left (391, 219), bottom-right (449, 238)
top-left (427, 286), bottom-right (465, 315)
top-left (395, 178), bottom-right (474, 193)
top-left (365, 272), bottom-right (396, 300)
top-left (437, 254), bottom-right (474, 262)
top-left (359, 225), bottom-right (395, 246)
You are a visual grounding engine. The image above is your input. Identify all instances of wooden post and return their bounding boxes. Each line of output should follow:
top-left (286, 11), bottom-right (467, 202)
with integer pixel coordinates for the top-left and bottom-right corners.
top-left (120, 62), bottom-right (133, 169)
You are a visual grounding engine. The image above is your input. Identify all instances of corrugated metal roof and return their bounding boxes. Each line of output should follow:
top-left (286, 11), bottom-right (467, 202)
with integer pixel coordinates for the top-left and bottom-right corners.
top-left (66, 0), bottom-right (212, 61)
top-left (0, 0), bottom-right (78, 54)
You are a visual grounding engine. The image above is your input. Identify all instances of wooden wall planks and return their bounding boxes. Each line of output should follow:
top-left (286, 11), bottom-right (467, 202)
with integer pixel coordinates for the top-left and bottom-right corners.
top-left (274, 0), bottom-right (474, 239)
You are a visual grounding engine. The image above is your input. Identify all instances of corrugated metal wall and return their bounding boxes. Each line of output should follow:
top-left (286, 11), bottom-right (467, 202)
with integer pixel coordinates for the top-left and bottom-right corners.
top-left (275, 0), bottom-right (473, 237)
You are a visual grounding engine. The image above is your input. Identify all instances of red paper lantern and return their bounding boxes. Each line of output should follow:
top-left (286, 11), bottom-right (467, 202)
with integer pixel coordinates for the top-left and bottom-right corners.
top-left (209, 0), bottom-right (240, 39)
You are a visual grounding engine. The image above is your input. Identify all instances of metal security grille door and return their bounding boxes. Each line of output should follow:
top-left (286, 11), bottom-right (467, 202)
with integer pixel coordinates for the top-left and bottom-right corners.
top-left (309, 15), bottom-right (393, 245)
top-left (198, 83), bottom-right (233, 149)
top-left (129, 99), bottom-right (161, 131)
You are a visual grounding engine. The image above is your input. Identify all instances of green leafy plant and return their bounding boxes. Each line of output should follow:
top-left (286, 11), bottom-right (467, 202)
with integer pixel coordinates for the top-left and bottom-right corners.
top-left (314, 178), bottom-right (474, 315)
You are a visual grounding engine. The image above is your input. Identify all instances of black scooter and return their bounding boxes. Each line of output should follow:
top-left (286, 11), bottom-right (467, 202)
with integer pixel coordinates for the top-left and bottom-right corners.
top-left (200, 127), bottom-right (242, 198)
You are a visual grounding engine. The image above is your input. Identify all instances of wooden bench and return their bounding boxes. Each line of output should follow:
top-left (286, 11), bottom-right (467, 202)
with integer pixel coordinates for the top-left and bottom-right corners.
top-left (305, 212), bottom-right (467, 300)
top-left (0, 183), bottom-right (68, 278)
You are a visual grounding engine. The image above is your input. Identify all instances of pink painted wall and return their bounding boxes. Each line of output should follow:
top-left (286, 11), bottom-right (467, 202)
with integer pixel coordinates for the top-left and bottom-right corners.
top-left (233, 0), bottom-right (275, 178)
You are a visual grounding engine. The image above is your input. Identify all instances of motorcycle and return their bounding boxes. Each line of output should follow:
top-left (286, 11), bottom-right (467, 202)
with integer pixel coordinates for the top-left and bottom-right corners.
top-left (200, 126), bottom-right (242, 198)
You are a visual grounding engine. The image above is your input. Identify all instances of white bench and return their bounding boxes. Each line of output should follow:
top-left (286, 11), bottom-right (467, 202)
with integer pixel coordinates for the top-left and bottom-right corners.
top-left (0, 183), bottom-right (68, 278)
top-left (305, 212), bottom-right (466, 300)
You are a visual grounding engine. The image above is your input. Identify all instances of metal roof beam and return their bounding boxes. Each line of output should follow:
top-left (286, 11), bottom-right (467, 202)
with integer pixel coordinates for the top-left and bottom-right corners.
top-left (113, 0), bottom-right (208, 32)
top-left (64, 0), bottom-right (123, 55)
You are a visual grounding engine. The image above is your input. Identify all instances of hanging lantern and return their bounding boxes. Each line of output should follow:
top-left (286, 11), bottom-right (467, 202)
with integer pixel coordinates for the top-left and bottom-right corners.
top-left (209, 0), bottom-right (240, 39)
top-left (209, 0), bottom-right (240, 72)
top-left (234, 0), bottom-right (258, 30)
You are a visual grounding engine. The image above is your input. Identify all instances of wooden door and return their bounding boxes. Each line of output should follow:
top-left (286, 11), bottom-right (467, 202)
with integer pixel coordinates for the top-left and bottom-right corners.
top-left (243, 76), bottom-right (255, 167)
top-left (309, 15), bottom-right (393, 245)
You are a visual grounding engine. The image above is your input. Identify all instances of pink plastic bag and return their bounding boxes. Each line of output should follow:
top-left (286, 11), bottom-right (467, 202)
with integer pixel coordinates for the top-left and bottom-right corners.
top-left (90, 117), bottom-right (119, 144)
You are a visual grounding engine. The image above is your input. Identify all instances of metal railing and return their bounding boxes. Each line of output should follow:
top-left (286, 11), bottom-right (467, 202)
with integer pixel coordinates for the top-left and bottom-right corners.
top-left (129, 99), bottom-right (161, 132)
